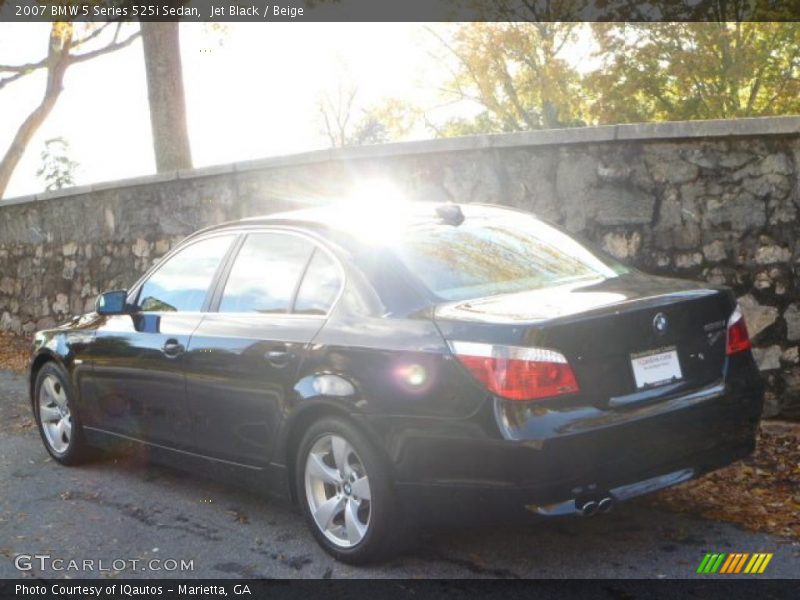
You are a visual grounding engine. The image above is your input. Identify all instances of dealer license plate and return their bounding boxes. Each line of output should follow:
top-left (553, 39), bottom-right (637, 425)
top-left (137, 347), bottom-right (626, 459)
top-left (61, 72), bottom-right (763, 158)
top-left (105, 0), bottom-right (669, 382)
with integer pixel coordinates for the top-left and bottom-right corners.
top-left (630, 346), bottom-right (683, 389)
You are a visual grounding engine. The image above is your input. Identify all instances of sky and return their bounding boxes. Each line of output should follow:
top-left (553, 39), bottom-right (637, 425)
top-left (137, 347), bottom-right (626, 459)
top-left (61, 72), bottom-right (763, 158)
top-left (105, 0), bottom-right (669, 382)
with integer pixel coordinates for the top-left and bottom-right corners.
top-left (0, 23), bottom-right (461, 199)
top-left (0, 23), bottom-right (595, 200)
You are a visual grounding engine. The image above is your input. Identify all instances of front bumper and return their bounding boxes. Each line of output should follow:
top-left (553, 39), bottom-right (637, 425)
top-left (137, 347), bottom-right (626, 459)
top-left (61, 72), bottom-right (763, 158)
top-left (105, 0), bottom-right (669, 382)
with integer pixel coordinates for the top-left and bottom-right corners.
top-left (377, 355), bottom-right (763, 510)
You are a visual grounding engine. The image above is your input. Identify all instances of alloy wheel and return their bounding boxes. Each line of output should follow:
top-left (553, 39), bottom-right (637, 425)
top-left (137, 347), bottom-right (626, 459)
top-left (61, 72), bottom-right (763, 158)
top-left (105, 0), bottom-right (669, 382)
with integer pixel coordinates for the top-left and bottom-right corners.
top-left (38, 374), bottom-right (72, 455)
top-left (304, 434), bottom-right (372, 548)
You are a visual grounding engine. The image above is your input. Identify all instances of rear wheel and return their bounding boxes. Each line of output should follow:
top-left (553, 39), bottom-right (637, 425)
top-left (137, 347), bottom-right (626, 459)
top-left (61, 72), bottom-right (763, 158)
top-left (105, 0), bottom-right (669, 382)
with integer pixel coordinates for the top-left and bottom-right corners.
top-left (296, 416), bottom-right (405, 564)
top-left (34, 362), bottom-right (91, 465)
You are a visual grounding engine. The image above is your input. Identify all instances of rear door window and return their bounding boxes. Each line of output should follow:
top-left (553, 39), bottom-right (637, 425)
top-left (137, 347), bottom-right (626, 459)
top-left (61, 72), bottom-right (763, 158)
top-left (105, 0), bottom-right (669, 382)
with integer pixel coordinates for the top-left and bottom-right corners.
top-left (219, 233), bottom-right (314, 313)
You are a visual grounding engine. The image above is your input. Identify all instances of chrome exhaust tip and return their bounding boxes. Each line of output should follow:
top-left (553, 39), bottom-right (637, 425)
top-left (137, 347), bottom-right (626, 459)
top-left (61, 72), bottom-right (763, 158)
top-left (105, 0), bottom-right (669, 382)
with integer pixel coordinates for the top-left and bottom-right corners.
top-left (578, 500), bottom-right (598, 517)
top-left (597, 497), bottom-right (614, 514)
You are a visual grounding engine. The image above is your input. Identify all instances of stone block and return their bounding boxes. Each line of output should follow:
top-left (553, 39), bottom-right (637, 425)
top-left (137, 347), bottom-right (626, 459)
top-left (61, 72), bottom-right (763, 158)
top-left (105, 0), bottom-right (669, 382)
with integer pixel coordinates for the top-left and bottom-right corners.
top-left (753, 345), bottom-right (782, 371)
top-left (784, 303), bottom-right (800, 342)
top-left (737, 294), bottom-right (778, 338)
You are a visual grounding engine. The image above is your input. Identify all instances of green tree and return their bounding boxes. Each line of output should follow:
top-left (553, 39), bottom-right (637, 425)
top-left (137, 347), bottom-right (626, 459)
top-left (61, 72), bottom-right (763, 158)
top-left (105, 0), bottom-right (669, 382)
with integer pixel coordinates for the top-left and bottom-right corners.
top-left (429, 22), bottom-right (587, 135)
top-left (36, 137), bottom-right (78, 191)
top-left (347, 99), bottom-right (419, 146)
top-left (588, 22), bottom-right (800, 123)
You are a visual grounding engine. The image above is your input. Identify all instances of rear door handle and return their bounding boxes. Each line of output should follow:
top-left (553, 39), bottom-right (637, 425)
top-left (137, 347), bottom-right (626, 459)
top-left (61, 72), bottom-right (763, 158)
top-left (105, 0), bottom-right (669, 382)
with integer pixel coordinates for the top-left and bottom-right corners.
top-left (265, 349), bottom-right (294, 368)
top-left (162, 339), bottom-right (185, 358)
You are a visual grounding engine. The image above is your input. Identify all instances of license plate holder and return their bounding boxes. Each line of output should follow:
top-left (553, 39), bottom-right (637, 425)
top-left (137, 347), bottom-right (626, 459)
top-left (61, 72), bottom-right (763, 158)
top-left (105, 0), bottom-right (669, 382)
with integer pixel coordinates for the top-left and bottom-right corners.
top-left (630, 346), bottom-right (683, 390)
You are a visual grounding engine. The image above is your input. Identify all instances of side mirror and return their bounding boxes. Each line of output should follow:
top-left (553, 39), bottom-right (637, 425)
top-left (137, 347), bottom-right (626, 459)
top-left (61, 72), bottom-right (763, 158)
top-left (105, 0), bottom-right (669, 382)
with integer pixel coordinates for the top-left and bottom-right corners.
top-left (96, 290), bottom-right (129, 315)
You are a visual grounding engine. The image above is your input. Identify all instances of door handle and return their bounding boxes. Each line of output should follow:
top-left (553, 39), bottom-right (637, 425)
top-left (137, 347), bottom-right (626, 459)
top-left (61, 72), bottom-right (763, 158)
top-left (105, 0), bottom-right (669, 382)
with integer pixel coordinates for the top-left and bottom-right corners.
top-left (162, 339), bottom-right (185, 358)
top-left (265, 349), bottom-right (294, 368)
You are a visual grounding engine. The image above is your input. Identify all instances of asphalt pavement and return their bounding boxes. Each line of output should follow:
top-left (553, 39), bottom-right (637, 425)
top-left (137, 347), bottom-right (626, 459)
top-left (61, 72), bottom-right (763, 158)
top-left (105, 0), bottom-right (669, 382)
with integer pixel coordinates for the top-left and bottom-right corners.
top-left (1, 369), bottom-right (797, 580)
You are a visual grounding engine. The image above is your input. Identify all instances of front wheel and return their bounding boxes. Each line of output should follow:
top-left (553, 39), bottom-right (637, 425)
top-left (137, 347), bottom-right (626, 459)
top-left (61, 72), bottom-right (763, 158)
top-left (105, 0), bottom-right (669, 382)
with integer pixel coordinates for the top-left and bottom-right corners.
top-left (34, 362), bottom-right (92, 465)
top-left (295, 416), bottom-right (406, 564)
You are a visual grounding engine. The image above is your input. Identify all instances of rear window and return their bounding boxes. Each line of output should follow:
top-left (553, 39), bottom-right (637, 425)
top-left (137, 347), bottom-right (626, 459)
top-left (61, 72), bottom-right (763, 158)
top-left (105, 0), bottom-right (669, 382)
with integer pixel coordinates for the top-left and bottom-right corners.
top-left (393, 213), bottom-right (628, 302)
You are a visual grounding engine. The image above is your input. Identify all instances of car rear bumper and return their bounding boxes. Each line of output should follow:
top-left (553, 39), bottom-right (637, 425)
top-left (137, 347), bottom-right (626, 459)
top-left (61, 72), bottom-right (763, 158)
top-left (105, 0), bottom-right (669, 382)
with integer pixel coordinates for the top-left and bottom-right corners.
top-left (374, 355), bottom-right (763, 510)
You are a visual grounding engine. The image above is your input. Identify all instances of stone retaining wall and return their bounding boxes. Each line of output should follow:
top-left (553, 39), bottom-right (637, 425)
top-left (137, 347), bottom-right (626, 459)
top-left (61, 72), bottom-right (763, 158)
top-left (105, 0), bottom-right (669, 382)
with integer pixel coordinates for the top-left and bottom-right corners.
top-left (1, 116), bottom-right (799, 417)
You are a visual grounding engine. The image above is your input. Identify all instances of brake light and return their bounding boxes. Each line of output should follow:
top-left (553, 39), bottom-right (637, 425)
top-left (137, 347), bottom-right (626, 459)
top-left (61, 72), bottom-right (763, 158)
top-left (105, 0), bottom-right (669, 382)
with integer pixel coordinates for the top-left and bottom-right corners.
top-left (449, 341), bottom-right (580, 401)
top-left (726, 305), bottom-right (752, 356)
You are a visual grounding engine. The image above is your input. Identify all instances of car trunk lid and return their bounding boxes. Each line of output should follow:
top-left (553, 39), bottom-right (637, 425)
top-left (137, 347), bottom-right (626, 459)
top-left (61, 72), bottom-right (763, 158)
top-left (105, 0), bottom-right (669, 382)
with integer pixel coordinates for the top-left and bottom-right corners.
top-left (434, 273), bottom-right (735, 408)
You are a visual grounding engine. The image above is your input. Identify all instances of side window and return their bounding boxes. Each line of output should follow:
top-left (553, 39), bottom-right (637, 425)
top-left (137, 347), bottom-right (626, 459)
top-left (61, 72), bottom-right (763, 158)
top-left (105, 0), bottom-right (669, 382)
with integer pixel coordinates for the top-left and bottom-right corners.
top-left (219, 233), bottom-right (313, 313)
top-left (137, 235), bottom-right (234, 313)
top-left (293, 249), bottom-right (343, 315)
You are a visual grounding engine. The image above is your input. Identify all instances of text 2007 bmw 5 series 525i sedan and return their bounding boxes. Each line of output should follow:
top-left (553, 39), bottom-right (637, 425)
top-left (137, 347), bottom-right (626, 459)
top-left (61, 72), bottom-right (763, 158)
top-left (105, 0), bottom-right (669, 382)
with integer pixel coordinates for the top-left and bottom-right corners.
top-left (29, 202), bottom-right (763, 563)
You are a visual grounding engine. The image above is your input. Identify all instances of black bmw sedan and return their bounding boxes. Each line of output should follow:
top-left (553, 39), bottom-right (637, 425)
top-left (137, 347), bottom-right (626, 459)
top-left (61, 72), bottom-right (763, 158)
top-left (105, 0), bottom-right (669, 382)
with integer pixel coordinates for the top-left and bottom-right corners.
top-left (29, 202), bottom-right (763, 563)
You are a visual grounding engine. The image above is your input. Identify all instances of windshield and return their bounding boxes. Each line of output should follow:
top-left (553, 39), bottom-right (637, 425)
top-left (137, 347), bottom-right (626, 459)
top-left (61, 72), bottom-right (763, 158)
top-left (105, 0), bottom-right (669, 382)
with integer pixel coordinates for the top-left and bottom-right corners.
top-left (392, 213), bottom-right (629, 302)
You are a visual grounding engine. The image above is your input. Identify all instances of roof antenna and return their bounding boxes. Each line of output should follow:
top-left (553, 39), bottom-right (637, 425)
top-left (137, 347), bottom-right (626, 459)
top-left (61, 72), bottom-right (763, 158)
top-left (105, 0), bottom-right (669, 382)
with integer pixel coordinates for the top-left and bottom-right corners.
top-left (436, 203), bottom-right (464, 226)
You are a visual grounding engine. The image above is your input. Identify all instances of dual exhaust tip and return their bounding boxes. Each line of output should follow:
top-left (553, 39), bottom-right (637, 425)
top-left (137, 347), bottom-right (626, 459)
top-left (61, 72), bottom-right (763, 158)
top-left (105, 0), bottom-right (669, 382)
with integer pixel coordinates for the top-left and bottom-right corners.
top-left (576, 496), bottom-right (614, 517)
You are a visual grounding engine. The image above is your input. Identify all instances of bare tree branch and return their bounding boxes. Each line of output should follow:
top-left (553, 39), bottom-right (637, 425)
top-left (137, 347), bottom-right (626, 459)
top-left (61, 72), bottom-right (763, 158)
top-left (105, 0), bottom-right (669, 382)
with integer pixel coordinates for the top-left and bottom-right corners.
top-left (0, 25), bottom-right (139, 81)
top-left (69, 31), bottom-right (141, 66)
top-left (0, 71), bottom-right (27, 92)
top-left (70, 23), bottom-right (113, 49)
top-left (0, 58), bottom-right (49, 73)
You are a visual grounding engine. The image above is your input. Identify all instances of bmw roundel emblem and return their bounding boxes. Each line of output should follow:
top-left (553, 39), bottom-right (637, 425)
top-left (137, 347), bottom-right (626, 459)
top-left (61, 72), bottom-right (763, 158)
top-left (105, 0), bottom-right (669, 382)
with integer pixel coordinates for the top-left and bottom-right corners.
top-left (653, 312), bottom-right (668, 335)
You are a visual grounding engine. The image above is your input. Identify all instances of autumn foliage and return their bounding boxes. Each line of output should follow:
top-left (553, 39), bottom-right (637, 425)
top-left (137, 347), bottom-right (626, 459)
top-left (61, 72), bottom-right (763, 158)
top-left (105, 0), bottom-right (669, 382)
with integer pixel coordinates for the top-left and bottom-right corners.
top-left (648, 422), bottom-right (800, 539)
top-left (435, 22), bottom-right (800, 136)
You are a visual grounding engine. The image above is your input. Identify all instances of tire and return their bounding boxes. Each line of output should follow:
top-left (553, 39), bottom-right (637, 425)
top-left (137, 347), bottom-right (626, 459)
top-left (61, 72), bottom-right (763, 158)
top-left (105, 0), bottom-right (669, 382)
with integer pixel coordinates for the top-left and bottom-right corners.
top-left (295, 416), bottom-right (407, 564)
top-left (33, 362), bottom-right (92, 465)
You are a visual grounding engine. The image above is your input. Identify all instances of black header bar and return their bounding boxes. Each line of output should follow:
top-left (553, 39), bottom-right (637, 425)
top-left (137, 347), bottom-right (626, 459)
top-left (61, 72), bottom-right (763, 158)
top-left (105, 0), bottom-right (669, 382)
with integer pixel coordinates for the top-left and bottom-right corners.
top-left (1, 0), bottom-right (800, 22)
top-left (0, 578), bottom-right (798, 600)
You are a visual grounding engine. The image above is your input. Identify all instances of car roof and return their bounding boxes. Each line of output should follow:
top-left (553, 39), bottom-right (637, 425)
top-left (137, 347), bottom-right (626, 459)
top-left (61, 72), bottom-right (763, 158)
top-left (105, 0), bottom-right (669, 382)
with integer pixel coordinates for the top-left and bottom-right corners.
top-left (190, 202), bottom-right (524, 240)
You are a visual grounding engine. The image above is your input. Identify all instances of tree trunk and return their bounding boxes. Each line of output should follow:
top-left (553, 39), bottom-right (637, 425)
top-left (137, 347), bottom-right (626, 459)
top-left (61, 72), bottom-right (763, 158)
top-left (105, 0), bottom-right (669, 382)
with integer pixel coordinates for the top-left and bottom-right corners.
top-left (0, 91), bottom-right (62, 199)
top-left (141, 22), bottom-right (192, 172)
top-left (0, 26), bottom-right (71, 199)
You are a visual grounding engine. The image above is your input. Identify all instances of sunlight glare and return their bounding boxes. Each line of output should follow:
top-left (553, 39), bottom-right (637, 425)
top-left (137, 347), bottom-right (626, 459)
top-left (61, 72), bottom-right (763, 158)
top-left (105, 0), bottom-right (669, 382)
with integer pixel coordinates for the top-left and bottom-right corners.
top-left (331, 179), bottom-right (416, 245)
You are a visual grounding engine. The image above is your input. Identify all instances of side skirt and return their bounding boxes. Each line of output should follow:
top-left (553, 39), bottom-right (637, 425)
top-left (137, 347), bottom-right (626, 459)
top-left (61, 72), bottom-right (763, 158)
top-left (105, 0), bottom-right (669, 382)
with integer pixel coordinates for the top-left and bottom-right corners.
top-left (83, 427), bottom-right (292, 501)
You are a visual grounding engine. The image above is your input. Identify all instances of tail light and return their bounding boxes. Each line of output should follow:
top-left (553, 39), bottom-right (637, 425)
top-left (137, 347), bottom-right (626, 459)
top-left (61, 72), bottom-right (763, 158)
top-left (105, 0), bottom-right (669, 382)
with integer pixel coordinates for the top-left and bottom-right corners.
top-left (448, 341), bottom-right (580, 401)
top-left (726, 305), bottom-right (752, 356)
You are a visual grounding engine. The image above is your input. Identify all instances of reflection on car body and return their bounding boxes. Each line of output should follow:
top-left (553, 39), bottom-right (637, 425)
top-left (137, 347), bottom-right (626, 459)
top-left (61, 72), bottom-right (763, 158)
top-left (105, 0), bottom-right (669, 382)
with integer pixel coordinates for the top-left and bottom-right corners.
top-left (30, 202), bottom-right (763, 563)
